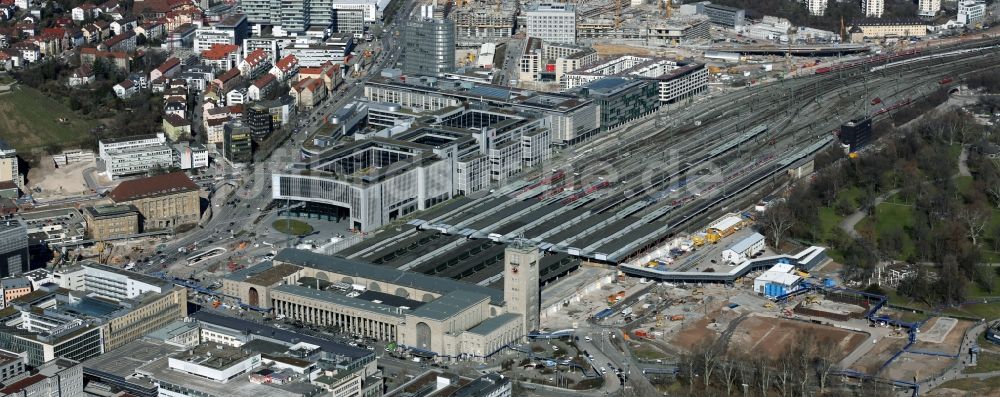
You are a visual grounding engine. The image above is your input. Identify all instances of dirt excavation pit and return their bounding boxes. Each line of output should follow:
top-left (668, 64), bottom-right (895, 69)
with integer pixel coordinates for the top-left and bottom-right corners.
top-left (725, 316), bottom-right (868, 360)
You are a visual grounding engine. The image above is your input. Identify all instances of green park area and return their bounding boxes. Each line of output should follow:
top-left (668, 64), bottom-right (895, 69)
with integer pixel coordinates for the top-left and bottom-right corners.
top-left (0, 86), bottom-right (98, 152)
top-left (272, 219), bottom-right (314, 236)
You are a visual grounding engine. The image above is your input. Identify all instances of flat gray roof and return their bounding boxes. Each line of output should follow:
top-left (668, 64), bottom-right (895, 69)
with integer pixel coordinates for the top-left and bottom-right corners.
top-left (83, 262), bottom-right (170, 289)
top-left (466, 313), bottom-right (520, 336)
top-left (272, 284), bottom-right (405, 319)
top-left (408, 290), bottom-right (490, 321)
top-left (273, 249), bottom-right (505, 305)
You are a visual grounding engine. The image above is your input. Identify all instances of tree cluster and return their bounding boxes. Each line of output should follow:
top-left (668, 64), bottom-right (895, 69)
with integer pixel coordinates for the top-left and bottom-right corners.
top-left (675, 331), bottom-right (889, 397)
top-left (760, 105), bottom-right (994, 304)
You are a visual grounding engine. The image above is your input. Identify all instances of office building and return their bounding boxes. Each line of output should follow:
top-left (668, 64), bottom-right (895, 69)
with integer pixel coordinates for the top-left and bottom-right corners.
top-left (97, 133), bottom-right (173, 179)
top-left (334, 8), bottom-right (365, 37)
top-left (0, 358), bottom-right (82, 397)
top-left (0, 139), bottom-right (21, 190)
top-left (525, 3), bottom-right (576, 44)
top-left (224, 121), bottom-right (254, 164)
top-left (194, 14), bottom-right (249, 53)
top-left (331, 0), bottom-right (388, 23)
top-left (171, 141), bottom-right (209, 170)
top-left (0, 350), bottom-right (27, 384)
top-left (862, 0), bottom-right (884, 18)
top-left (958, 0), bottom-right (987, 26)
top-left (698, 2), bottom-right (745, 27)
top-left (108, 172), bottom-right (201, 230)
top-left (1, 277), bottom-right (31, 308)
top-left (83, 204), bottom-right (140, 240)
top-left (364, 76), bottom-right (600, 145)
top-left (517, 38), bottom-right (598, 84)
top-left (0, 276), bottom-right (187, 365)
top-left (839, 116), bottom-right (872, 153)
top-left (222, 247), bottom-right (535, 360)
top-left (98, 144), bottom-right (173, 179)
top-left (401, 6), bottom-right (455, 77)
top-left (576, 77), bottom-right (659, 131)
top-left (84, 312), bottom-right (379, 397)
top-left (525, 2), bottom-right (576, 44)
top-left (273, 105), bottom-right (550, 231)
top-left (245, 104), bottom-right (275, 140)
top-left (0, 219), bottom-right (28, 279)
top-left (562, 55), bottom-right (708, 105)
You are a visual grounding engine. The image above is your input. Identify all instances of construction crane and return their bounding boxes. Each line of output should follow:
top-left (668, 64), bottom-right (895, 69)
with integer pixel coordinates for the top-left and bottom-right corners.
top-left (661, 0), bottom-right (672, 18)
top-left (655, 313), bottom-right (665, 328)
top-left (615, 0), bottom-right (622, 30)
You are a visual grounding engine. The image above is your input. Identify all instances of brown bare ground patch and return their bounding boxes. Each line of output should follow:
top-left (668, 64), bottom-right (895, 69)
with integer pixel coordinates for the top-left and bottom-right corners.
top-left (725, 316), bottom-right (867, 361)
top-left (913, 318), bottom-right (976, 354)
top-left (849, 337), bottom-right (909, 374)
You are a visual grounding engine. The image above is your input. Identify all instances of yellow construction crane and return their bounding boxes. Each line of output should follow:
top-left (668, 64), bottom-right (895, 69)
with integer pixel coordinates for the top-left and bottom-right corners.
top-left (661, 0), bottom-right (672, 18)
top-left (655, 313), bottom-right (664, 328)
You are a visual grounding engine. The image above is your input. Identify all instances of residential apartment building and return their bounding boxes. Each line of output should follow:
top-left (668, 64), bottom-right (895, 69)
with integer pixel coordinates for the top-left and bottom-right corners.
top-left (807, 0), bottom-right (827, 16)
top-left (918, 0), bottom-right (940, 17)
top-left (525, 2), bottom-right (576, 44)
top-left (107, 172), bottom-right (201, 230)
top-left (862, 0), bottom-right (884, 18)
top-left (83, 204), bottom-right (140, 240)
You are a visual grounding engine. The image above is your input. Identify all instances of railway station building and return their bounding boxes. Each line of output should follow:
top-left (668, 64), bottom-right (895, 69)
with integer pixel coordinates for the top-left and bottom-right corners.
top-left (221, 246), bottom-right (540, 360)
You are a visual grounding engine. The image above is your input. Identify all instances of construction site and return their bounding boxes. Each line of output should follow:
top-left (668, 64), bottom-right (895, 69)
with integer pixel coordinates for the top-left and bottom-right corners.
top-left (449, 0), bottom-right (713, 46)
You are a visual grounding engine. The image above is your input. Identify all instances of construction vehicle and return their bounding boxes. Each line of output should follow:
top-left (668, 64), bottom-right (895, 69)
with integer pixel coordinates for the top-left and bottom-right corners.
top-left (763, 302), bottom-right (775, 309)
top-left (656, 313), bottom-right (665, 327)
top-left (607, 295), bottom-right (618, 305)
top-left (634, 330), bottom-right (649, 338)
top-left (211, 300), bottom-right (222, 308)
top-left (691, 288), bottom-right (704, 296)
top-left (617, 291), bottom-right (626, 299)
top-left (796, 269), bottom-right (810, 278)
top-left (705, 230), bottom-right (721, 244)
top-left (691, 233), bottom-right (706, 247)
top-left (804, 295), bottom-right (821, 305)
top-left (669, 314), bottom-right (685, 321)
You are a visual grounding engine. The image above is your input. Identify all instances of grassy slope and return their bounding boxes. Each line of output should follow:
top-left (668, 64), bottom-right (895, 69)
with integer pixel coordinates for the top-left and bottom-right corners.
top-left (0, 86), bottom-right (97, 152)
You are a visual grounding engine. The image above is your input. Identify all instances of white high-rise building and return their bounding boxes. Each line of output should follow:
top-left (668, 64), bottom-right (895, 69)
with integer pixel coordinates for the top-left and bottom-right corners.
top-left (918, 0), bottom-right (941, 17)
top-left (862, 0), bottom-right (884, 17)
top-left (807, 0), bottom-right (827, 16)
top-left (525, 2), bottom-right (577, 44)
